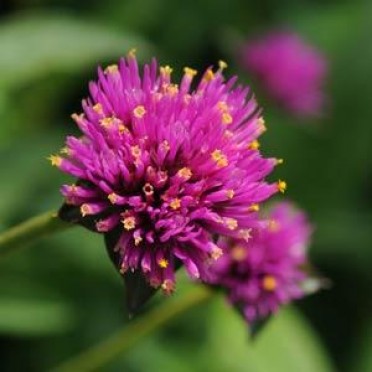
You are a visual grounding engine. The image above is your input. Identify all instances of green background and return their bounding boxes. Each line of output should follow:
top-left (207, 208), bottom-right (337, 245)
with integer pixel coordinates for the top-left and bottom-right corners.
top-left (0, 0), bottom-right (371, 371)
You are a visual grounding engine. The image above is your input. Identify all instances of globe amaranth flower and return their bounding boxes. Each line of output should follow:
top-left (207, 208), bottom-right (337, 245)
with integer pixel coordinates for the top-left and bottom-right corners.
top-left (209, 202), bottom-right (313, 323)
top-left (50, 51), bottom-right (283, 295)
top-left (241, 31), bottom-right (327, 117)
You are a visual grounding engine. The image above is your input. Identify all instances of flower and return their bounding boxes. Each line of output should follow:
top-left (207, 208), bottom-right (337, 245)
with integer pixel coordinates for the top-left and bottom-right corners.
top-left (51, 51), bottom-right (281, 295)
top-left (209, 202), bottom-right (313, 323)
top-left (241, 31), bottom-right (327, 117)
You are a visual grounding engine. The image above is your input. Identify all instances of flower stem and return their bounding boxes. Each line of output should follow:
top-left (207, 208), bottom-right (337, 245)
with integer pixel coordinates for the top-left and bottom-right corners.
top-left (0, 211), bottom-right (71, 256)
top-left (52, 286), bottom-right (214, 372)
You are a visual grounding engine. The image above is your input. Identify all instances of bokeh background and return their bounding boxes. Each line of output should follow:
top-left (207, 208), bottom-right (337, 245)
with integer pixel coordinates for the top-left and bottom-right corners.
top-left (0, 0), bottom-right (371, 371)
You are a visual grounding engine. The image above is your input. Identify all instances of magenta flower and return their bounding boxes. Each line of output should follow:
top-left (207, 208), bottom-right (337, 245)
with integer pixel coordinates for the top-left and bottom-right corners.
top-left (209, 202), bottom-right (313, 324)
top-left (50, 51), bottom-right (282, 305)
top-left (241, 31), bottom-right (327, 117)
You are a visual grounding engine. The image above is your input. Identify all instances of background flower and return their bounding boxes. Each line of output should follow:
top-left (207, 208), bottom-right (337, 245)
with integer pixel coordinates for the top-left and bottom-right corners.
top-left (241, 31), bottom-right (327, 117)
top-left (210, 202), bottom-right (314, 323)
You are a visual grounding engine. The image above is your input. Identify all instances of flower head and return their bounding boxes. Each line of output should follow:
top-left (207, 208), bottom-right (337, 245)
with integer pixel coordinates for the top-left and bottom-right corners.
top-left (241, 31), bottom-right (327, 117)
top-left (52, 52), bottom-right (280, 294)
top-left (209, 202), bottom-right (313, 323)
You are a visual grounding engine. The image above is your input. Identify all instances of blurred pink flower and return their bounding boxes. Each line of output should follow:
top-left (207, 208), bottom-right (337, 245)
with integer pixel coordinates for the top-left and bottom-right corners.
top-left (241, 31), bottom-right (327, 117)
top-left (210, 202), bottom-right (314, 323)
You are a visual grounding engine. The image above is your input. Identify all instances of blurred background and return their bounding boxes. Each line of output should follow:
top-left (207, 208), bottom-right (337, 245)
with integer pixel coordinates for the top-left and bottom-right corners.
top-left (0, 0), bottom-right (371, 371)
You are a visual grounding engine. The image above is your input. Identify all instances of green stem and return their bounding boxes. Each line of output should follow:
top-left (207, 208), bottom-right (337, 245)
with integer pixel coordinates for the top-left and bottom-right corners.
top-left (52, 286), bottom-right (214, 372)
top-left (0, 211), bottom-right (71, 256)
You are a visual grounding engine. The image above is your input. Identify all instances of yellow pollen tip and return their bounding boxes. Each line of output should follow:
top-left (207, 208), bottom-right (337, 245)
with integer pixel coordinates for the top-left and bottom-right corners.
top-left (158, 258), bottom-right (169, 269)
top-left (276, 158), bottom-right (284, 165)
top-left (131, 145), bottom-right (142, 158)
top-left (92, 103), bottom-right (103, 114)
top-left (204, 69), bottom-right (215, 81)
top-left (80, 204), bottom-right (91, 217)
top-left (122, 216), bottom-right (136, 231)
top-left (222, 112), bottom-right (233, 125)
top-left (211, 149), bottom-right (229, 168)
top-left (108, 193), bottom-right (118, 204)
top-left (100, 117), bottom-right (114, 128)
top-left (134, 236), bottom-right (143, 246)
top-left (277, 180), bottom-right (287, 193)
top-left (118, 124), bottom-right (129, 134)
top-left (104, 64), bottom-right (118, 74)
top-left (231, 245), bottom-right (248, 261)
top-left (248, 140), bottom-right (260, 150)
top-left (166, 84), bottom-right (179, 96)
top-left (184, 67), bottom-right (197, 77)
top-left (258, 117), bottom-right (267, 132)
top-left (262, 275), bottom-right (277, 291)
top-left (211, 247), bottom-right (223, 260)
top-left (218, 60), bottom-right (228, 70)
top-left (239, 228), bottom-right (252, 241)
top-left (160, 65), bottom-right (173, 75)
top-left (133, 105), bottom-right (146, 118)
top-left (128, 48), bottom-right (137, 58)
top-left (177, 167), bottom-right (192, 180)
top-left (60, 147), bottom-right (70, 155)
top-left (48, 155), bottom-right (62, 167)
top-left (225, 218), bottom-right (238, 230)
top-left (248, 203), bottom-right (260, 212)
top-left (268, 219), bottom-right (280, 232)
top-left (226, 189), bottom-right (235, 199)
top-left (170, 198), bottom-right (181, 210)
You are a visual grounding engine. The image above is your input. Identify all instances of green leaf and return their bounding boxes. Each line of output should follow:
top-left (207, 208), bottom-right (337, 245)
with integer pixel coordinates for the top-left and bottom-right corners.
top-left (0, 12), bottom-right (152, 90)
top-left (0, 298), bottom-right (75, 337)
top-left (204, 297), bottom-right (335, 372)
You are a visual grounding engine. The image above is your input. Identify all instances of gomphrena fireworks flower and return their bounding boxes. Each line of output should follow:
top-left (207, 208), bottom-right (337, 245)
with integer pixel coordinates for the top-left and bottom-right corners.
top-left (50, 50), bottom-right (283, 296)
top-left (209, 202), bottom-right (313, 323)
top-left (241, 31), bottom-right (327, 117)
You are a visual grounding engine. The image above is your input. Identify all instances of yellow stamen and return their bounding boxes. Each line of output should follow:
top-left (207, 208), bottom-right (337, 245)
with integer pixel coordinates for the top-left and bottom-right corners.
top-left (108, 193), bottom-right (118, 204)
top-left (92, 103), bottom-right (103, 114)
top-left (248, 140), bottom-right (260, 150)
top-left (123, 216), bottom-right (136, 231)
top-left (170, 198), bottom-right (181, 210)
top-left (226, 189), bottom-right (235, 199)
top-left (222, 112), bottom-right (233, 125)
top-left (131, 145), bottom-right (142, 158)
top-left (277, 180), bottom-right (287, 193)
top-left (184, 67), bottom-right (197, 77)
top-left (158, 258), bottom-right (169, 269)
top-left (204, 69), bottom-right (215, 81)
top-left (118, 124), bottom-right (129, 134)
top-left (218, 60), bottom-right (228, 70)
top-left (128, 48), bottom-right (137, 58)
top-left (80, 204), bottom-right (91, 217)
top-left (166, 84), bottom-right (179, 96)
top-left (262, 275), bottom-right (277, 291)
top-left (276, 158), bottom-right (284, 165)
top-left (100, 117), bottom-right (114, 128)
top-left (133, 105), bottom-right (146, 118)
top-left (239, 228), bottom-right (252, 241)
top-left (134, 236), bottom-right (143, 246)
top-left (211, 149), bottom-right (229, 168)
top-left (231, 245), bottom-right (248, 261)
top-left (217, 101), bottom-right (228, 112)
top-left (177, 167), bottom-right (192, 180)
top-left (268, 219), bottom-right (280, 232)
top-left (225, 218), bottom-right (238, 230)
top-left (48, 155), bottom-right (62, 167)
top-left (258, 117), bottom-right (267, 132)
top-left (60, 147), bottom-right (70, 155)
top-left (160, 65), bottom-right (173, 75)
top-left (104, 64), bottom-right (118, 74)
top-left (211, 246), bottom-right (223, 260)
top-left (248, 203), bottom-right (260, 212)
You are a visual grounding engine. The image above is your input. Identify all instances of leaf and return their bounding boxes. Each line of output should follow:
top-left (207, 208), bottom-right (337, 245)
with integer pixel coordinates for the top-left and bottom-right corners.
top-left (0, 298), bottom-right (75, 337)
top-left (104, 229), bottom-right (158, 316)
top-left (204, 297), bottom-right (335, 372)
top-left (0, 12), bottom-right (153, 90)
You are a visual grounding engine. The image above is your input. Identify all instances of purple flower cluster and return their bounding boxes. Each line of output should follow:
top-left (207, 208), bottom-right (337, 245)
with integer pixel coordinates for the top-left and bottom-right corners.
top-left (241, 31), bottom-right (327, 117)
top-left (209, 202), bottom-right (313, 323)
top-left (51, 52), bottom-right (282, 294)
